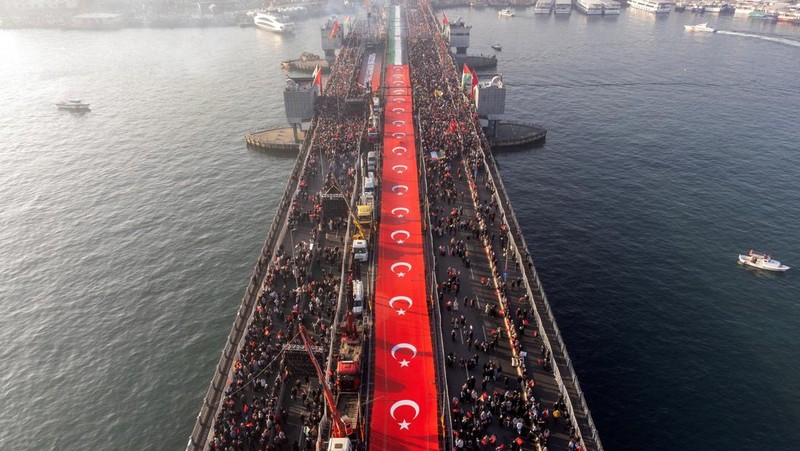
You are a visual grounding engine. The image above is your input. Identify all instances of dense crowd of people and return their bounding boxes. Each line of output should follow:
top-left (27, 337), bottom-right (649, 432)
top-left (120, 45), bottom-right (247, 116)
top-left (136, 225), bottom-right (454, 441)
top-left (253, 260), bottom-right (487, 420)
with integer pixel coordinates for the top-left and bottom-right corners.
top-left (406, 0), bottom-right (586, 449)
top-left (209, 19), bottom-right (369, 451)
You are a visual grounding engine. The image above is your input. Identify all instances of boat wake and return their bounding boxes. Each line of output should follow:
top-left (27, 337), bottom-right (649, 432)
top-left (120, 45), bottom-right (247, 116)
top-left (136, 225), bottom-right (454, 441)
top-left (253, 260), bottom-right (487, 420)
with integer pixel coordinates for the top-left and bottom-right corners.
top-left (716, 30), bottom-right (800, 49)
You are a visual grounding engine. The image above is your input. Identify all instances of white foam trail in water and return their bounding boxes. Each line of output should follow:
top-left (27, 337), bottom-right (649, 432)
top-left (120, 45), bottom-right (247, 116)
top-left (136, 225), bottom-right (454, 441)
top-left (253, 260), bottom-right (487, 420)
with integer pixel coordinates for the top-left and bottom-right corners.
top-left (717, 30), bottom-right (800, 48)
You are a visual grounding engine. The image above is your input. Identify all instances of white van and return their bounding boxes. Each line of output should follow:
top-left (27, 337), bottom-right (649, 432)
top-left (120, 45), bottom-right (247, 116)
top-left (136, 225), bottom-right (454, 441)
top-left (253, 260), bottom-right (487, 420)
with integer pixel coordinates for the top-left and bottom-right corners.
top-left (362, 173), bottom-right (376, 199)
top-left (352, 280), bottom-right (364, 315)
top-left (366, 151), bottom-right (377, 173)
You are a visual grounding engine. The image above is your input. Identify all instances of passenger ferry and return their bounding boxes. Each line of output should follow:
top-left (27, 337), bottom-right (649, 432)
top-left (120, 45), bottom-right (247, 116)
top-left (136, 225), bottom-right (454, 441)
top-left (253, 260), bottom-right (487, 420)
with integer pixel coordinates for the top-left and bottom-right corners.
top-left (534, 0), bottom-right (555, 14)
top-left (777, 10), bottom-right (800, 23)
top-left (603, 1), bottom-right (621, 14)
top-left (498, 8), bottom-right (515, 16)
top-left (733, 2), bottom-right (757, 15)
top-left (627, 0), bottom-right (672, 13)
top-left (704, 2), bottom-right (730, 13)
top-left (253, 12), bottom-right (295, 33)
top-left (575, 0), bottom-right (605, 15)
top-left (554, 0), bottom-right (573, 14)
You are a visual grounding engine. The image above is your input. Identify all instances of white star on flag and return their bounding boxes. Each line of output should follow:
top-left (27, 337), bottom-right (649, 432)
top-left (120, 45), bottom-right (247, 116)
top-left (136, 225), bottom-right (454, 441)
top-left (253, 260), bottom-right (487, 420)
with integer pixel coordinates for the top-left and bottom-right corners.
top-left (397, 308), bottom-right (406, 316)
top-left (399, 359), bottom-right (410, 367)
top-left (398, 420), bottom-right (411, 430)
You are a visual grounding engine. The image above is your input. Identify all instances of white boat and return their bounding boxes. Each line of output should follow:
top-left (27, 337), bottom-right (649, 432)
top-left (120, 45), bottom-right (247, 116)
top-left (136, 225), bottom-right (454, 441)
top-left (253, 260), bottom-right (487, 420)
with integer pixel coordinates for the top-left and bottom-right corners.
top-left (603, 1), bottom-right (621, 14)
top-left (738, 250), bottom-right (790, 272)
top-left (733, 3), bottom-right (756, 15)
top-left (575, 0), bottom-right (605, 15)
top-left (253, 12), bottom-right (295, 33)
top-left (56, 99), bottom-right (90, 111)
top-left (684, 22), bottom-right (717, 32)
top-left (554, 0), bottom-right (572, 14)
top-left (627, 0), bottom-right (672, 13)
top-left (491, 42), bottom-right (503, 50)
top-left (534, 0), bottom-right (554, 14)
top-left (498, 8), bottom-right (515, 17)
top-left (704, 2), bottom-right (729, 13)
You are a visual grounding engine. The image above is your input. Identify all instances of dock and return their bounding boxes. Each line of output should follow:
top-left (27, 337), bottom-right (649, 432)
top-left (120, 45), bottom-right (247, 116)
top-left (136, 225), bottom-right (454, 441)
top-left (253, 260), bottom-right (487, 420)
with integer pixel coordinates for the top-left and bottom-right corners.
top-left (489, 121), bottom-right (548, 149)
top-left (245, 127), bottom-right (305, 153)
top-left (189, 1), bottom-right (600, 450)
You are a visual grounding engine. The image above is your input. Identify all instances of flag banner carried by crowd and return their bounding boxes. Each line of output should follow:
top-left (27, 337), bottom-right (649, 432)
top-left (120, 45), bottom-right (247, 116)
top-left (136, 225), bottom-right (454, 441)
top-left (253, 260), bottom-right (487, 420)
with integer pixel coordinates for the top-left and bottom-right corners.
top-left (461, 63), bottom-right (479, 97)
top-left (311, 65), bottom-right (323, 95)
top-left (329, 20), bottom-right (340, 40)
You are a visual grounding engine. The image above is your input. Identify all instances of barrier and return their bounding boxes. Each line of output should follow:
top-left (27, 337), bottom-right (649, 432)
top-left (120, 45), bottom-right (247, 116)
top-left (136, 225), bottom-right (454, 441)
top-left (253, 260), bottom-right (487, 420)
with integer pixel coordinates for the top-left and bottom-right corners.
top-left (186, 115), bottom-right (319, 450)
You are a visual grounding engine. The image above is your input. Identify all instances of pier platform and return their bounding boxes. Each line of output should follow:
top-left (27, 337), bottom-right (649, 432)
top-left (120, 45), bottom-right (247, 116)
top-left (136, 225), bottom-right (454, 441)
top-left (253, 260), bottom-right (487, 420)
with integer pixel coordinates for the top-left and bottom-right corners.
top-left (489, 121), bottom-right (547, 149)
top-left (245, 127), bottom-right (304, 153)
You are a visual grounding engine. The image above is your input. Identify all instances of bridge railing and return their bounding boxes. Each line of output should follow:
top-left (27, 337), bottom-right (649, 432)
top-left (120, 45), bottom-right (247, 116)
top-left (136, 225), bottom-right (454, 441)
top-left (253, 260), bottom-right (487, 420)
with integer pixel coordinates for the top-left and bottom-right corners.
top-left (476, 132), bottom-right (603, 450)
top-left (186, 115), bottom-right (319, 450)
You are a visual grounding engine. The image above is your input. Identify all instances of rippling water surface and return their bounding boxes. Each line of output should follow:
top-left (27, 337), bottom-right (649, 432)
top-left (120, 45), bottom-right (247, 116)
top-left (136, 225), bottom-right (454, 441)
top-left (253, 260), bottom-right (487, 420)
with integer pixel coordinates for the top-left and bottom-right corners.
top-left (1, 9), bottom-right (798, 450)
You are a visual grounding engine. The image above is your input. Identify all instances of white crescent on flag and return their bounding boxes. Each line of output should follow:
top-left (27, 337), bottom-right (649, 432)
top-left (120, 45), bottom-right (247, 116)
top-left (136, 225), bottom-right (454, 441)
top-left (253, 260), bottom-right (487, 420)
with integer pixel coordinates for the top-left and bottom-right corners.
top-left (390, 343), bottom-right (418, 367)
top-left (392, 107), bottom-right (405, 112)
top-left (392, 164), bottom-right (407, 174)
top-left (390, 399), bottom-right (420, 430)
top-left (392, 132), bottom-right (406, 138)
top-left (390, 262), bottom-right (412, 278)
top-left (392, 66), bottom-right (402, 72)
top-left (392, 120), bottom-right (405, 127)
top-left (392, 146), bottom-right (407, 155)
top-left (392, 73), bottom-right (403, 79)
top-left (391, 207), bottom-right (409, 218)
top-left (393, 89), bottom-right (405, 95)
top-left (392, 81), bottom-right (404, 87)
top-left (392, 185), bottom-right (408, 195)
top-left (388, 295), bottom-right (413, 314)
top-left (393, 97), bottom-right (405, 103)
top-left (390, 230), bottom-right (410, 244)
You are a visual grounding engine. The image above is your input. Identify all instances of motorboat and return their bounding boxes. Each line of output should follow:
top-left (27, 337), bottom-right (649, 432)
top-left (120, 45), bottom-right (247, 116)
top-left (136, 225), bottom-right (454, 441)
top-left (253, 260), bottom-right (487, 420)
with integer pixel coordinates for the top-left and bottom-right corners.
top-left (56, 99), bottom-right (90, 111)
top-left (253, 12), bottom-right (295, 33)
top-left (738, 250), bottom-right (790, 272)
top-left (498, 8), bottom-right (515, 17)
top-left (491, 42), bottom-right (502, 51)
top-left (684, 22), bottom-right (717, 32)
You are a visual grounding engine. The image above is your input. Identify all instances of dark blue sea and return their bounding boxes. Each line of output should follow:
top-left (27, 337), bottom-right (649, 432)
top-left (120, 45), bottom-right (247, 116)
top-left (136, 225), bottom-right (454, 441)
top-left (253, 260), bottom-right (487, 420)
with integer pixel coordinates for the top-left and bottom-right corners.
top-left (1, 7), bottom-right (798, 450)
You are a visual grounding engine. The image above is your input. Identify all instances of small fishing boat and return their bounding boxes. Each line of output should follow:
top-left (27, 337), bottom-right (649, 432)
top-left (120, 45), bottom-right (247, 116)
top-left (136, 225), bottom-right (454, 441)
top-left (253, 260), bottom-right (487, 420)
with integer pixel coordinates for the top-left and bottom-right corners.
top-left (56, 99), bottom-right (91, 111)
top-left (738, 250), bottom-right (790, 272)
top-left (498, 8), bottom-right (515, 17)
top-left (491, 42), bottom-right (502, 51)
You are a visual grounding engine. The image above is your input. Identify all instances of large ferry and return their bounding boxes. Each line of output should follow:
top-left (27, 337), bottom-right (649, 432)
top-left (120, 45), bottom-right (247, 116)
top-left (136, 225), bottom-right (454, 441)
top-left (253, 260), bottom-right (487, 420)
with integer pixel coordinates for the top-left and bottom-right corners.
top-left (554, 0), bottom-right (573, 14)
top-left (603, 1), bottom-right (622, 14)
top-left (253, 12), bottom-right (295, 33)
top-left (534, 0), bottom-right (555, 14)
top-left (704, 2), bottom-right (731, 13)
top-left (627, 0), bottom-right (672, 13)
top-left (575, 0), bottom-right (605, 15)
top-left (733, 2), bottom-right (757, 15)
top-left (777, 10), bottom-right (800, 23)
